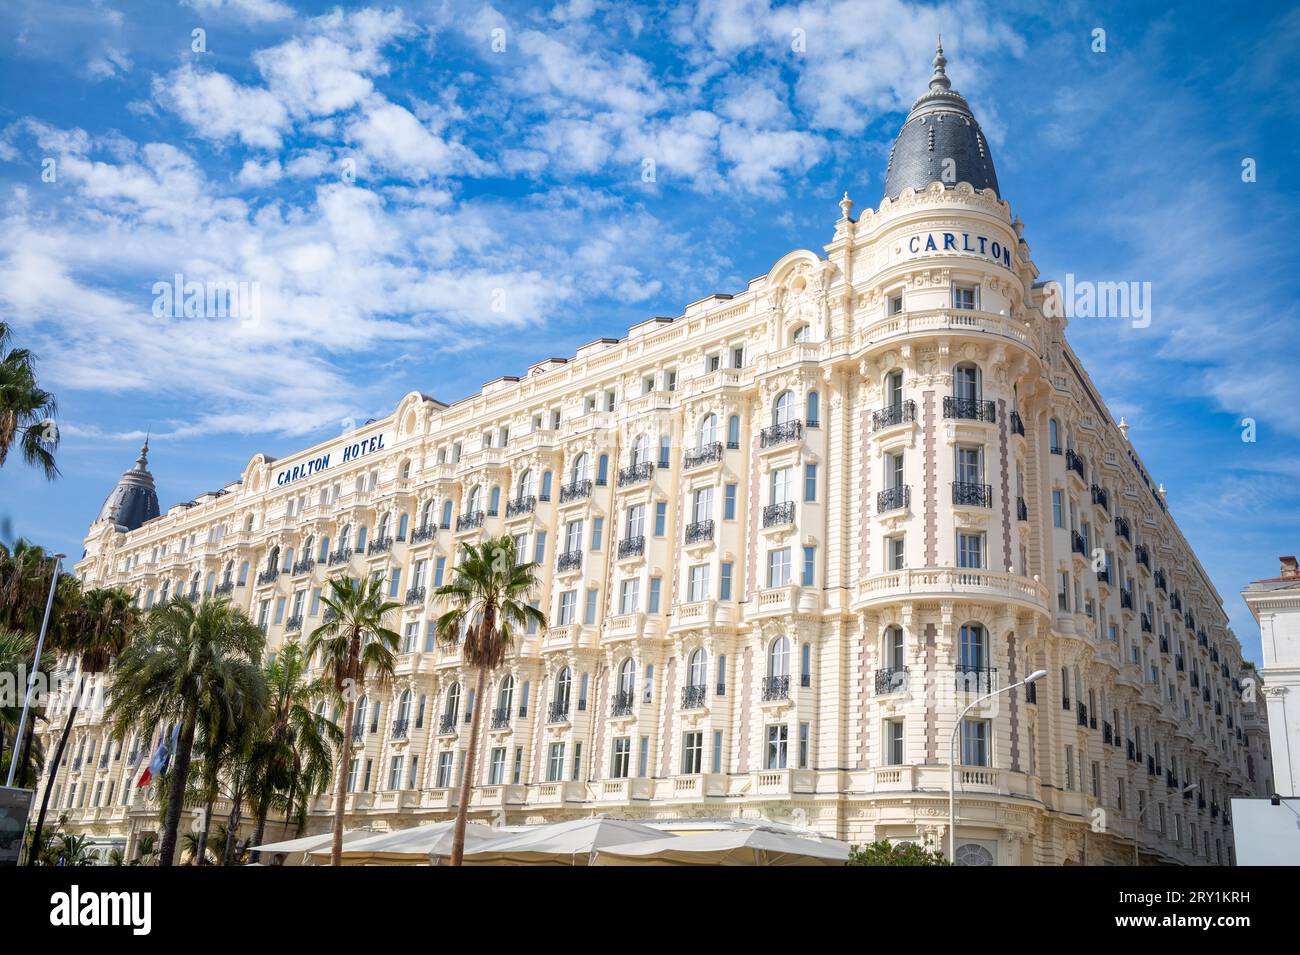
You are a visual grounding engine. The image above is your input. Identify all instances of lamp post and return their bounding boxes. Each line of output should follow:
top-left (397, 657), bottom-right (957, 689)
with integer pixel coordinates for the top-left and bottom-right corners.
top-left (1133, 782), bottom-right (1196, 866)
top-left (948, 668), bottom-right (1047, 863)
top-left (5, 552), bottom-right (64, 789)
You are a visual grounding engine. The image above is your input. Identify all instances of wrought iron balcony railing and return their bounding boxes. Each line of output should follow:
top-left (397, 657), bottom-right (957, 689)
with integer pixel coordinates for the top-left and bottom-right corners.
top-left (1141, 613), bottom-right (1153, 633)
top-left (761, 675), bottom-right (790, 701)
top-left (683, 442), bottom-right (723, 469)
top-left (557, 550), bottom-right (582, 572)
top-left (762, 501), bottom-right (796, 527)
top-left (368, 536), bottom-right (394, 555)
top-left (438, 716), bottom-right (457, 735)
top-left (611, 692), bottom-right (635, 717)
top-left (1096, 567), bottom-right (1111, 585)
top-left (292, 557), bottom-right (316, 575)
top-left (1114, 515), bottom-right (1130, 540)
top-left (1090, 485), bottom-right (1109, 511)
top-left (1017, 497), bottom-right (1028, 521)
top-left (1065, 448), bottom-right (1086, 478)
top-left (1120, 588), bottom-right (1133, 609)
top-left (390, 719), bottom-right (408, 740)
top-left (1071, 531), bottom-right (1086, 555)
top-left (256, 568), bottom-right (279, 586)
top-left (685, 519), bottom-right (715, 544)
top-left (1009, 409), bottom-right (1025, 436)
top-left (952, 482), bottom-right (992, 507)
top-left (327, 547), bottom-right (353, 566)
top-left (874, 666), bottom-right (908, 695)
top-left (404, 586), bottom-right (426, 606)
top-left (955, 666), bottom-right (997, 694)
top-left (617, 536), bottom-right (645, 559)
top-left (547, 701), bottom-right (570, 724)
top-left (456, 510), bottom-right (485, 532)
top-left (285, 614), bottom-right (303, 632)
top-left (490, 707), bottom-right (511, 730)
top-left (618, 461), bottom-right (654, 487)
top-left (411, 524), bottom-right (437, 544)
top-left (506, 495), bottom-right (536, 518)
top-left (871, 401), bottom-right (915, 431)
top-left (759, 420), bottom-right (802, 448)
top-left (1135, 544), bottom-right (1150, 567)
top-left (560, 479), bottom-right (593, 503)
top-left (681, 684), bottom-right (707, 709)
top-left (877, 485), bottom-right (910, 513)
top-left (214, 581), bottom-right (234, 595)
top-left (942, 396), bottom-right (996, 423)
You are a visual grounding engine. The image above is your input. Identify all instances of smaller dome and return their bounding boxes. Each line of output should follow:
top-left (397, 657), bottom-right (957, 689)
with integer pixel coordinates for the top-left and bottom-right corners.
top-left (97, 440), bottom-right (160, 532)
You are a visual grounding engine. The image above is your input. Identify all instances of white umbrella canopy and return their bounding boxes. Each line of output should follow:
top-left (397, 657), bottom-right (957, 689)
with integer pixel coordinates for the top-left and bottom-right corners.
top-left (308, 821), bottom-right (498, 865)
top-left (592, 828), bottom-right (850, 866)
top-left (462, 817), bottom-right (671, 866)
top-left (247, 829), bottom-right (375, 856)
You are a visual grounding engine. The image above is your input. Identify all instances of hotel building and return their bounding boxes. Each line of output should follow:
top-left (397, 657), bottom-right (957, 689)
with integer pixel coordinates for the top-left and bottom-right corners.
top-left (38, 45), bottom-right (1261, 865)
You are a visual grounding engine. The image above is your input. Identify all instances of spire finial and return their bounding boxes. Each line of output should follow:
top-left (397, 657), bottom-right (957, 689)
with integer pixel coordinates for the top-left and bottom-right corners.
top-left (839, 191), bottom-right (853, 220)
top-left (930, 34), bottom-right (951, 92)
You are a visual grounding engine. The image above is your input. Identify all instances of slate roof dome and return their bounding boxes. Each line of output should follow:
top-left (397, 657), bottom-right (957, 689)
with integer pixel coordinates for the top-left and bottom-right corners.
top-left (96, 439), bottom-right (160, 532)
top-left (883, 38), bottom-right (1000, 201)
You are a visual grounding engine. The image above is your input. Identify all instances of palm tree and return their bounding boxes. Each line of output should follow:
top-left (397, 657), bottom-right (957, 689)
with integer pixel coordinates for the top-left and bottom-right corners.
top-left (105, 598), bottom-right (266, 867)
top-left (53, 832), bottom-right (93, 865)
top-left (0, 321), bottom-right (59, 479)
top-left (0, 627), bottom-right (44, 784)
top-left (434, 536), bottom-right (546, 865)
top-left (305, 576), bottom-right (399, 866)
top-left (28, 585), bottom-right (135, 867)
top-left (246, 641), bottom-right (340, 862)
top-left (133, 834), bottom-right (156, 866)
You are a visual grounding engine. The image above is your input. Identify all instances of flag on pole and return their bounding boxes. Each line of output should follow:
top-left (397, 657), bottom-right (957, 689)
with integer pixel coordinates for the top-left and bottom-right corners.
top-left (136, 726), bottom-right (174, 788)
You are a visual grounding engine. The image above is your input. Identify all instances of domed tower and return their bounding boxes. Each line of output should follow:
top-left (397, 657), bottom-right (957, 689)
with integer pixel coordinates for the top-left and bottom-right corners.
top-left (96, 439), bottom-right (161, 532)
top-left (883, 37), bottom-right (1000, 201)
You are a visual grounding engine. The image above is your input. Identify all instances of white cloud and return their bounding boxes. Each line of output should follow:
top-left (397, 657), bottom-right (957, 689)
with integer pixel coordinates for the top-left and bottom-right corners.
top-left (183, 0), bottom-right (295, 24)
top-left (153, 63), bottom-right (290, 150)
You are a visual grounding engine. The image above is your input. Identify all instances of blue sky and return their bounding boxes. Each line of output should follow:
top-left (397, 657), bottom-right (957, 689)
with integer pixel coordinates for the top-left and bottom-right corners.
top-left (0, 0), bottom-right (1296, 661)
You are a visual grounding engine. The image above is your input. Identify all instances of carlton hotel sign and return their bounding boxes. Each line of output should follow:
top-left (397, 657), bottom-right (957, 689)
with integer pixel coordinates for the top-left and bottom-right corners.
top-left (274, 432), bottom-right (387, 487)
top-left (903, 230), bottom-right (1014, 269)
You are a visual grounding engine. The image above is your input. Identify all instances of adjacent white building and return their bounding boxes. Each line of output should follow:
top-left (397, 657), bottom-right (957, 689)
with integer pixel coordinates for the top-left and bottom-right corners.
top-left (1243, 556), bottom-right (1300, 797)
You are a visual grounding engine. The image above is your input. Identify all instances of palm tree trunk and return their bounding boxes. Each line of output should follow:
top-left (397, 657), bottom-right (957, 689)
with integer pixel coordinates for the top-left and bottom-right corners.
top-left (248, 783), bottom-right (273, 864)
top-left (27, 687), bottom-right (80, 866)
top-left (450, 663), bottom-right (488, 866)
top-left (157, 704), bottom-right (198, 868)
top-left (197, 795), bottom-right (215, 866)
top-left (222, 788), bottom-right (244, 865)
top-left (331, 697), bottom-right (355, 866)
top-left (17, 712), bottom-right (40, 788)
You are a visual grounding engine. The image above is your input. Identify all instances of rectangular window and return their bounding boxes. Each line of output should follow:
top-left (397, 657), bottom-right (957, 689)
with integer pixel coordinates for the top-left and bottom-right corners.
top-left (720, 562), bottom-right (733, 601)
top-left (619, 579), bottom-right (640, 615)
top-left (274, 597), bottom-right (285, 625)
top-left (889, 293), bottom-right (904, 314)
top-left (489, 748), bottom-right (505, 785)
top-left (804, 463), bottom-right (817, 502)
top-left (688, 564), bottom-right (709, 602)
top-left (712, 730), bottom-right (723, 773)
top-left (681, 731), bottom-right (703, 774)
top-left (767, 548), bottom-right (792, 588)
top-left (648, 576), bottom-right (662, 614)
top-left (957, 533), bottom-right (983, 569)
top-left (801, 546), bottom-right (816, 586)
top-left (533, 531), bottom-right (546, 564)
top-left (798, 722), bottom-right (810, 769)
top-left (387, 567), bottom-right (401, 599)
top-left (387, 755), bottom-right (404, 790)
top-left (513, 747), bottom-right (523, 784)
top-left (724, 483), bottom-right (737, 520)
top-left (770, 466), bottom-right (795, 505)
top-left (571, 742), bottom-right (582, 781)
top-left (547, 742), bottom-right (566, 783)
top-left (960, 719), bottom-right (990, 766)
top-left (887, 536), bottom-right (905, 571)
top-left (565, 519), bottom-right (583, 554)
top-left (434, 556), bottom-right (446, 587)
top-left (591, 517), bottom-right (604, 550)
top-left (583, 588), bottom-right (598, 625)
top-left (886, 720), bottom-right (905, 765)
top-left (1052, 490), bottom-right (1064, 528)
top-left (765, 725), bottom-right (788, 770)
top-left (558, 590), bottom-right (577, 626)
top-left (625, 504), bottom-right (645, 539)
top-left (953, 285), bottom-right (977, 310)
top-left (1065, 745), bottom-right (1076, 790)
top-left (638, 736), bottom-right (650, 777)
top-left (957, 446), bottom-right (983, 485)
top-left (733, 346), bottom-right (744, 368)
top-left (611, 738), bottom-right (631, 778)
top-left (654, 502), bottom-right (667, 537)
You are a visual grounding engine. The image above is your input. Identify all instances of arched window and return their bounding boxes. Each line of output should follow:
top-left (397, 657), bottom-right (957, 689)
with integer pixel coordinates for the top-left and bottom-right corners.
top-left (355, 525), bottom-right (367, 553)
top-left (768, 636), bottom-right (791, 678)
top-left (496, 675), bottom-right (514, 714)
top-left (554, 667), bottom-right (572, 709)
top-left (699, 414), bottom-right (717, 448)
top-left (1049, 418), bottom-right (1061, 453)
top-left (441, 501), bottom-right (453, 527)
top-left (338, 526), bottom-right (352, 551)
top-left (806, 390), bottom-right (820, 427)
top-left (618, 658), bottom-right (636, 699)
top-left (318, 536), bottom-right (330, 562)
top-left (541, 471), bottom-right (553, 500)
top-left (467, 486), bottom-right (482, 514)
top-left (517, 469), bottom-right (534, 499)
top-left (791, 323), bottom-right (810, 344)
top-left (443, 684), bottom-right (461, 722)
top-left (800, 642), bottom-right (812, 686)
top-left (886, 370), bottom-right (904, 410)
top-left (954, 844), bottom-right (995, 866)
top-left (282, 548), bottom-right (293, 572)
top-left (488, 486), bottom-right (501, 515)
top-left (265, 547), bottom-right (279, 572)
top-left (773, 391), bottom-right (795, 426)
top-left (397, 689), bottom-right (412, 724)
top-left (221, 561), bottom-right (233, 586)
top-left (959, 623), bottom-right (987, 670)
top-left (597, 453), bottom-right (609, 485)
top-left (377, 513), bottom-right (391, 540)
top-left (420, 500), bottom-right (434, 529)
top-left (688, 648), bottom-right (707, 688)
top-left (397, 513), bottom-right (409, 540)
top-left (631, 434), bottom-right (650, 467)
top-left (353, 696), bottom-right (368, 733)
top-left (727, 414), bottom-right (740, 448)
top-left (571, 453), bottom-right (589, 484)
top-left (954, 363), bottom-right (981, 401)
top-left (302, 537), bottom-right (313, 562)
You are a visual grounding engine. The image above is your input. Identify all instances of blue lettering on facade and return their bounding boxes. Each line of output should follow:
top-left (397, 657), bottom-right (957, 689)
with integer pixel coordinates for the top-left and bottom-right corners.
top-left (906, 232), bottom-right (1014, 271)
top-left (275, 435), bottom-right (388, 487)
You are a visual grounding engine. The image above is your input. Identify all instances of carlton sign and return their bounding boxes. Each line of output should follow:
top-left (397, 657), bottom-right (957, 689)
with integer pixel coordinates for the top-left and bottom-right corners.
top-left (275, 432), bottom-right (387, 487)
top-left (904, 231), bottom-right (1014, 269)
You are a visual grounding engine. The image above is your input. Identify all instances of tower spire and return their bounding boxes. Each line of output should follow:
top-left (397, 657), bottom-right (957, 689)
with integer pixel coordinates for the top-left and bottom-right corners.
top-left (930, 34), bottom-right (951, 92)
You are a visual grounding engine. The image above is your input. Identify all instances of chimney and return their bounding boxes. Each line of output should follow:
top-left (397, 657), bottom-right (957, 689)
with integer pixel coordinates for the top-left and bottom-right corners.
top-left (1281, 556), bottom-right (1299, 579)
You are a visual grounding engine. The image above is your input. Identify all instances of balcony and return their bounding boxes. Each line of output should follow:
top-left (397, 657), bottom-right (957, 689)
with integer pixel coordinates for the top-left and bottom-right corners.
top-left (1154, 569), bottom-right (1167, 591)
top-left (877, 485), bottom-right (910, 513)
top-left (1175, 654), bottom-right (1185, 672)
top-left (557, 550), bottom-right (582, 573)
top-left (684, 519), bottom-right (715, 544)
top-left (327, 547), bottom-right (353, 566)
top-left (610, 692), bottom-right (635, 717)
top-left (456, 511), bottom-right (485, 532)
top-left (618, 461), bottom-right (654, 487)
top-left (490, 707), bottom-right (511, 730)
top-left (1135, 544), bottom-right (1150, 568)
top-left (351, 725), bottom-right (364, 742)
top-left (681, 684), bottom-right (707, 709)
top-left (1160, 636), bottom-right (1169, 653)
top-left (559, 479), bottom-right (592, 503)
top-left (1065, 449), bottom-right (1086, 479)
top-left (1114, 516), bottom-right (1130, 541)
top-left (438, 716), bottom-right (457, 735)
top-left (1141, 613), bottom-right (1152, 633)
top-left (761, 675), bottom-right (790, 701)
top-left (871, 401), bottom-right (916, 431)
top-left (1090, 485), bottom-right (1109, 511)
top-left (760, 420), bottom-right (802, 448)
top-left (683, 442), bottom-right (723, 470)
top-left (762, 501), bottom-right (796, 527)
top-left (390, 718), bottom-right (408, 740)
top-left (1070, 531), bottom-right (1086, 555)
top-left (1120, 588), bottom-right (1133, 609)
top-left (952, 482), bottom-right (992, 507)
top-left (1096, 567), bottom-right (1110, 585)
top-left (256, 567), bottom-right (279, 586)
top-left (506, 495), bottom-right (536, 518)
top-left (214, 581), bottom-right (234, 596)
top-left (1103, 721), bottom-right (1114, 745)
top-left (1016, 497), bottom-right (1028, 521)
top-left (942, 396), bottom-right (996, 423)
top-left (1024, 681), bottom-right (1037, 704)
top-left (368, 536), bottom-right (394, 556)
top-left (1010, 409), bottom-right (1025, 436)
top-left (411, 524), bottom-right (437, 544)
top-left (404, 586), bottom-right (426, 607)
top-left (291, 557), bottom-right (316, 575)
top-left (874, 666), bottom-right (908, 695)
top-left (547, 701), bottom-right (570, 724)
top-left (1077, 702), bottom-right (1089, 727)
top-left (617, 536), bottom-right (645, 559)
top-left (285, 614), bottom-right (303, 632)
top-left (955, 667), bottom-right (997, 694)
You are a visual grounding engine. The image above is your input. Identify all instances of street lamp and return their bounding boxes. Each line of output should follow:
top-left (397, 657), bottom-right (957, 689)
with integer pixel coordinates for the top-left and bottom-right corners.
top-left (5, 552), bottom-right (65, 789)
top-left (948, 668), bottom-right (1047, 863)
top-left (1133, 782), bottom-right (1196, 866)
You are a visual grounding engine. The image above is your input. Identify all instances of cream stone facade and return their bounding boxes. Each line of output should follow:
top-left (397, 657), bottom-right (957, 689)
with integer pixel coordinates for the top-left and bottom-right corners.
top-left (34, 48), bottom-right (1259, 866)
